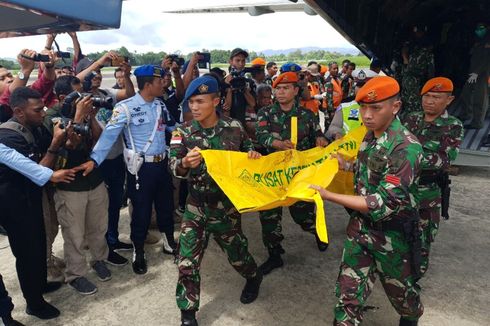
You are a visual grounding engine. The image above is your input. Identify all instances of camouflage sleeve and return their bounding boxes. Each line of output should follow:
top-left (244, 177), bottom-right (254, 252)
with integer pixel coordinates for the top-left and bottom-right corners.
top-left (169, 127), bottom-right (189, 179)
top-left (365, 143), bottom-right (422, 222)
top-left (237, 120), bottom-right (255, 152)
top-left (324, 81), bottom-right (334, 111)
top-left (307, 110), bottom-right (325, 145)
top-left (421, 119), bottom-right (463, 170)
top-left (341, 77), bottom-right (349, 96)
top-left (255, 107), bottom-right (276, 149)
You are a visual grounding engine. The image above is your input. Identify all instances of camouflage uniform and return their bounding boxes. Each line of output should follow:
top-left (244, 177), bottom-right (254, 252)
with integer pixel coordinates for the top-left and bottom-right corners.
top-left (403, 111), bottom-right (463, 276)
top-left (334, 118), bottom-right (424, 325)
top-left (324, 75), bottom-right (341, 127)
top-left (255, 102), bottom-right (325, 249)
top-left (169, 117), bottom-right (258, 311)
top-left (400, 46), bottom-right (434, 116)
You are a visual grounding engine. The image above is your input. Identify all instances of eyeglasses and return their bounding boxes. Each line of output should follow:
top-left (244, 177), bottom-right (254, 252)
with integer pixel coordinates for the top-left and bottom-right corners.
top-left (0, 72), bottom-right (13, 81)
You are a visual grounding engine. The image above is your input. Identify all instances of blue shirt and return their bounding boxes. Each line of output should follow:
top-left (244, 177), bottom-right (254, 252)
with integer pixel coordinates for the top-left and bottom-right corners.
top-left (91, 93), bottom-right (176, 165)
top-left (0, 143), bottom-right (53, 186)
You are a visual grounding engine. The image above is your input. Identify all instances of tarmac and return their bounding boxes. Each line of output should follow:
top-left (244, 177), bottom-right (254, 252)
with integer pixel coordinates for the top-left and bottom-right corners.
top-left (0, 165), bottom-right (489, 326)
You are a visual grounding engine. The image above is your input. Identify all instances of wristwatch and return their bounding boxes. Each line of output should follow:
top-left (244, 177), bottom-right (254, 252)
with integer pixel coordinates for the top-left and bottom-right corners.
top-left (17, 71), bottom-right (26, 80)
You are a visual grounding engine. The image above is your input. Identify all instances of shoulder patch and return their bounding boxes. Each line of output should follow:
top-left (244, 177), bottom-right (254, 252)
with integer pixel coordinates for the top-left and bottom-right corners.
top-left (170, 130), bottom-right (182, 145)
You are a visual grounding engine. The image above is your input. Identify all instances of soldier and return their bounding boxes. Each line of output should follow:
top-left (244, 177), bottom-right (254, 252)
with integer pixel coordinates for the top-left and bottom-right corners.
top-left (399, 24), bottom-right (435, 117)
top-left (255, 72), bottom-right (329, 275)
top-left (169, 76), bottom-right (263, 326)
top-left (79, 65), bottom-right (177, 275)
top-left (403, 77), bottom-right (463, 276)
top-left (323, 61), bottom-right (343, 130)
top-left (311, 76), bottom-right (424, 326)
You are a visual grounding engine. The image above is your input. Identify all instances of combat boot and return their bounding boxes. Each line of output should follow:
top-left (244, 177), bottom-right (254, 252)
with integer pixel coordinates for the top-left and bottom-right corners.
top-left (132, 243), bottom-right (147, 275)
top-left (240, 270), bottom-right (263, 304)
top-left (399, 317), bottom-right (418, 326)
top-left (259, 246), bottom-right (284, 275)
top-left (181, 310), bottom-right (198, 326)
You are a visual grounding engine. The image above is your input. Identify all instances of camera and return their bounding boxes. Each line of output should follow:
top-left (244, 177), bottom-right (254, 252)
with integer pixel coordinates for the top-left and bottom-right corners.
top-left (61, 91), bottom-right (114, 117)
top-left (168, 54), bottom-right (185, 66)
top-left (51, 117), bottom-right (90, 137)
top-left (230, 67), bottom-right (255, 90)
top-left (56, 51), bottom-right (71, 59)
top-left (20, 53), bottom-right (50, 62)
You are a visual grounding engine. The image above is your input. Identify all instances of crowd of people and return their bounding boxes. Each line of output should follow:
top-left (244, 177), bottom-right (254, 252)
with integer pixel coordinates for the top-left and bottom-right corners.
top-left (0, 23), bottom-right (485, 325)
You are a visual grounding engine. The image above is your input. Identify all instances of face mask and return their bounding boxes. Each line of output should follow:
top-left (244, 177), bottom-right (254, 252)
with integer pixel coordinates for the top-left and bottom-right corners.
top-left (475, 26), bottom-right (487, 38)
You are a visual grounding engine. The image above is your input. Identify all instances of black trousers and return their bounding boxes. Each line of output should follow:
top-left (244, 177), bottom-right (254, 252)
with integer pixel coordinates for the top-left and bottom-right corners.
top-left (0, 274), bottom-right (14, 319)
top-left (0, 194), bottom-right (47, 308)
top-left (127, 160), bottom-right (174, 249)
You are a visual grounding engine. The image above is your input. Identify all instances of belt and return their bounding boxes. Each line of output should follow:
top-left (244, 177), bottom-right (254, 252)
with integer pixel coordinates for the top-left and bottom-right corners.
top-left (144, 153), bottom-right (166, 163)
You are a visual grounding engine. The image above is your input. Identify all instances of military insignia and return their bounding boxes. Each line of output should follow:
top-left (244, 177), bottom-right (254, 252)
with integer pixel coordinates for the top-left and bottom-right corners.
top-left (367, 90), bottom-right (377, 101)
top-left (385, 174), bottom-right (401, 186)
top-left (198, 84), bottom-right (209, 93)
top-left (138, 118), bottom-right (144, 123)
top-left (153, 67), bottom-right (161, 77)
top-left (134, 107), bottom-right (141, 112)
top-left (432, 83), bottom-right (442, 91)
top-left (170, 130), bottom-right (182, 145)
top-left (108, 109), bottom-right (121, 125)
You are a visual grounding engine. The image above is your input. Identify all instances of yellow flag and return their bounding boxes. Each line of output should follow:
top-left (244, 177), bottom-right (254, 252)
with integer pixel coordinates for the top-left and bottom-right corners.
top-left (290, 116), bottom-right (297, 149)
top-left (200, 126), bottom-right (367, 243)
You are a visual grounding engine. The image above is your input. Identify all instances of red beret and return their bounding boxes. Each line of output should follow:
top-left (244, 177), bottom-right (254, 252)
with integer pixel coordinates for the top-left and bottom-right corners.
top-left (420, 77), bottom-right (453, 95)
top-left (272, 72), bottom-right (298, 88)
top-left (355, 76), bottom-right (400, 103)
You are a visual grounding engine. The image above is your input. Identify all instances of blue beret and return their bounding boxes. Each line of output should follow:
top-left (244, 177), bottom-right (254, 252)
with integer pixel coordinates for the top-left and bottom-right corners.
top-left (280, 62), bottom-right (302, 73)
top-left (184, 76), bottom-right (219, 102)
top-left (134, 65), bottom-right (165, 78)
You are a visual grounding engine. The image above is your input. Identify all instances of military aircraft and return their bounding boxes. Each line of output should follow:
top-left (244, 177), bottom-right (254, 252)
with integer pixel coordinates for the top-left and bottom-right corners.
top-left (0, 0), bottom-right (488, 166)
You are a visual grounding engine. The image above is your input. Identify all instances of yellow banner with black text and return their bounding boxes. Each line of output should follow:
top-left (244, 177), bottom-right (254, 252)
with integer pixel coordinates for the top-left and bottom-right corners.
top-left (200, 126), bottom-right (367, 244)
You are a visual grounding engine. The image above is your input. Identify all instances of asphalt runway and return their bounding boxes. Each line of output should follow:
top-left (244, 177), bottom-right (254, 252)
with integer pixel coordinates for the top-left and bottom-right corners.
top-left (0, 165), bottom-right (489, 325)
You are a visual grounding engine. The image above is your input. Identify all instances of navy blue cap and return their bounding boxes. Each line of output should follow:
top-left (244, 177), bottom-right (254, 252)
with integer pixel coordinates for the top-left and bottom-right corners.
top-left (134, 65), bottom-right (165, 78)
top-left (184, 75), bottom-right (219, 102)
top-left (280, 62), bottom-right (302, 73)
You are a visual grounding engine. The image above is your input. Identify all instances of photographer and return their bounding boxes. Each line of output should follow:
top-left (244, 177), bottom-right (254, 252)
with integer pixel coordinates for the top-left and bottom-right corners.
top-left (223, 48), bottom-right (256, 125)
top-left (0, 87), bottom-right (75, 320)
top-left (45, 77), bottom-right (113, 296)
top-left (0, 49), bottom-right (57, 121)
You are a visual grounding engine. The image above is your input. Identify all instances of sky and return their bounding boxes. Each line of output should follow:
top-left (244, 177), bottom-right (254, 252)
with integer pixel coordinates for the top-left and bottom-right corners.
top-left (0, 0), bottom-right (356, 58)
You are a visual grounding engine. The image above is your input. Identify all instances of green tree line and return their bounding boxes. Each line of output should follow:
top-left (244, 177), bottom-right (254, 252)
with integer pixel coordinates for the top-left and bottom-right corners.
top-left (1, 47), bottom-right (369, 69)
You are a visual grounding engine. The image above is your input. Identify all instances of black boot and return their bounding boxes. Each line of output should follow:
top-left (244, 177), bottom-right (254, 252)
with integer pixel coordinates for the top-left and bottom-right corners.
top-left (181, 310), bottom-right (198, 326)
top-left (315, 234), bottom-right (329, 252)
top-left (132, 244), bottom-right (147, 275)
top-left (26, 300), bottom-right (60, 320)
top-left (259, 247), bottom-right (284, 275)
top-left (399, 317), bottom-right (418, 326)
top-left (240, 270), bottom-right (263, 304)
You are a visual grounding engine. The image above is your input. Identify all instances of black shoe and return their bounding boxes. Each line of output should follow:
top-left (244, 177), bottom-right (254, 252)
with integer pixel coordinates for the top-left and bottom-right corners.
top-left (240, 270), bottom-right (263, 304)
top-left (259, 251), bottom-right (284, 275)
top-left (0, 225), bottom-right (6, 236)
top-left (26, 300), bottom-right (60, 320)
top-left (43, 281), bottom-right (62, 294)
top-left (399, 317), bottom-right (418, 326)
top-left (181, 310), bottom-right (198, 326)
top-left (111, 240), bottom-right (133, 252)
top-left (276, 244), bottom-right (285, 254)
top-left (132, 251), bottom-right (147, 275)
top-left (106, 250), bottom-right (129, 266)
top-left (1, 316), bottom-right (25, 326)
top-left (162, 233), bottom-right (177, 255)
top-left (315, 234), bottom-right (329, 252)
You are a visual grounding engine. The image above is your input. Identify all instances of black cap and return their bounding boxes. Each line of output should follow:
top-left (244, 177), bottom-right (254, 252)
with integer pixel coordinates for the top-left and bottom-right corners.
top-left (230, 48), bottom-right (249, 59)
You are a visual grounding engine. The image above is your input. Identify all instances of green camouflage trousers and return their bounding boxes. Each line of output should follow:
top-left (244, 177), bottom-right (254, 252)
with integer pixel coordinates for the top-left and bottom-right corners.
top-left (259, 201), bottom-right (315, 249)
top-left (176, 198), bottom-right (258, 311)
top-left (419, 207), bottom-right (440, 277)
top-left (334, 228), bottom-right (423, 325)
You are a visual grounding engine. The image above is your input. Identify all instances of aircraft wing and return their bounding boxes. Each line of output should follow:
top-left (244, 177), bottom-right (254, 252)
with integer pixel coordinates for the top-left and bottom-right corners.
top-left (0, 0), bottom-right (123, 38)
top-left (162, 1), bottom-right (317, 16)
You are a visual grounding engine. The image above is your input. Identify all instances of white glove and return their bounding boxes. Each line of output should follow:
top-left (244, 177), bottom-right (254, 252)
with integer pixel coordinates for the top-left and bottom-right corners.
top-left (314, 94), bottom-right (324, 100)
top-left (467, 73), bottom-right (478, 84)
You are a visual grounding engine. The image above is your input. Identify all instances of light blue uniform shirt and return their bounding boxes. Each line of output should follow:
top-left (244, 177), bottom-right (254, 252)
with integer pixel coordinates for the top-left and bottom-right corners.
top-left (91, 93), bottom-right (176, 165)
top-left (0, 143), bottom-right (53, 186)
